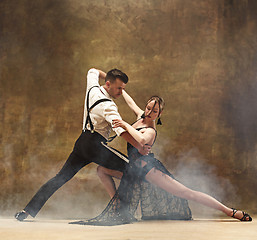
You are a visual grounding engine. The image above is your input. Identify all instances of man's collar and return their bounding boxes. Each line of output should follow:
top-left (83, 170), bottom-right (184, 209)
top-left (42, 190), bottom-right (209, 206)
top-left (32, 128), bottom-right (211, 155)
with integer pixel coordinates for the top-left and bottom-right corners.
top-left (100, 86), bottom-right (112, 99)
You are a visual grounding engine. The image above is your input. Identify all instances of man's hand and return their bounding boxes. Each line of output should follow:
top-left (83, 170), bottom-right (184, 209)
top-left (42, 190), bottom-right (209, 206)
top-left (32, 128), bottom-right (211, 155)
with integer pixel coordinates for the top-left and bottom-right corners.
top-left (139, 144), bottom-right (151, 155)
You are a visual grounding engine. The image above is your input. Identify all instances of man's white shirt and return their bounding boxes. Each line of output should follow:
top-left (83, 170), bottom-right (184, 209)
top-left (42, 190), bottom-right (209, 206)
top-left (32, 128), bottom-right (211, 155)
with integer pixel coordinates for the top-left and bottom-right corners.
top-left (82, 68), bottom-right (125, 139)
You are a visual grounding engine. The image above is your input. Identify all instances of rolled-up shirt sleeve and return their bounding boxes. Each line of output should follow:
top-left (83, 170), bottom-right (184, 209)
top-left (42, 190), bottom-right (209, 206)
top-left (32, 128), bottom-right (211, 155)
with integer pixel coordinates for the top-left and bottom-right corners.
top-left (103, 103), bottom-right (126, 136)
top-left (87, 68), bottom-right (100, 91)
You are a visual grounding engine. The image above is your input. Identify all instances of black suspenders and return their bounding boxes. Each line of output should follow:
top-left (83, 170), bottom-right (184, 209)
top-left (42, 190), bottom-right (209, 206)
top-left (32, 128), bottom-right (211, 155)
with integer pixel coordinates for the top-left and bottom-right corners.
top-left (84, 86), bottom-right (111, 133)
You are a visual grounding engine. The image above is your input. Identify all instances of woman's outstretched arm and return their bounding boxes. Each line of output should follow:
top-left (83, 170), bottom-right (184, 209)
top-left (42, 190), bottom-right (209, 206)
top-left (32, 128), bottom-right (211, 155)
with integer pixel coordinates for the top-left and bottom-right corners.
top-left (122, 90), bottom-right (144, 118)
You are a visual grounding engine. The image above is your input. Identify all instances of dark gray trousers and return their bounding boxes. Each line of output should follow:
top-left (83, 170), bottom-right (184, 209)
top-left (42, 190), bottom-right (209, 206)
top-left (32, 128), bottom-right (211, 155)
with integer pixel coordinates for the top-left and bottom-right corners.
top-left (24, 130), bottom-right (127, 217)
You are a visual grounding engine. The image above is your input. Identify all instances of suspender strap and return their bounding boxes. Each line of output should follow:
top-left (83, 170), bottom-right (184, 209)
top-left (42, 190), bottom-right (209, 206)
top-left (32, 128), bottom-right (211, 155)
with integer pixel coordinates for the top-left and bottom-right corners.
top-left (88, 98), bottom-right (111, 111)
top-left (107, 134), bottom-right (117, 142)
top-left (85, 86), bottom-right (111, 132)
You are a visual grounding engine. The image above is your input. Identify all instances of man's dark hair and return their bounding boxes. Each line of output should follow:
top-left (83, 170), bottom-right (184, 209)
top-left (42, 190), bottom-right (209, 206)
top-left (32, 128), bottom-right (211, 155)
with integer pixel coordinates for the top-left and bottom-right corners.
top-left (105, 69), bottom-right (129, 84)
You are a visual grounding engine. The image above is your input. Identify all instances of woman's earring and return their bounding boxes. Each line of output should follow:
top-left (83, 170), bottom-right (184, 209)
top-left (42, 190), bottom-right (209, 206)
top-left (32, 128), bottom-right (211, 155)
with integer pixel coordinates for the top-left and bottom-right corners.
top-left (157, 117), bottom-right (162, 125)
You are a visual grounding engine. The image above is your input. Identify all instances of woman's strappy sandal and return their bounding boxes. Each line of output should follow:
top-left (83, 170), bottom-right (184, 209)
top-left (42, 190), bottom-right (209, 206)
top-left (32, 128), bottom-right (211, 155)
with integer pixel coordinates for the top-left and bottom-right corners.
top-left (231, 208), bottom-right (252, 221)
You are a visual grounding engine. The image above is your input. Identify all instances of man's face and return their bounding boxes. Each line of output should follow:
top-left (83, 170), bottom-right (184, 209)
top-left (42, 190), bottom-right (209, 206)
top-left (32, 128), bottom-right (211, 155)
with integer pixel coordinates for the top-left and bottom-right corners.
top-left (106, 78), bottom-right (126, 99)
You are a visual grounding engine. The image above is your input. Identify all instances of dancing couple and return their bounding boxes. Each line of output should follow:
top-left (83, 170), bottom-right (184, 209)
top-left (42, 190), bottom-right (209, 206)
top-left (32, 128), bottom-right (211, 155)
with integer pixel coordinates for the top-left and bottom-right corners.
top-left (15, 68), bottom-right (252, 223)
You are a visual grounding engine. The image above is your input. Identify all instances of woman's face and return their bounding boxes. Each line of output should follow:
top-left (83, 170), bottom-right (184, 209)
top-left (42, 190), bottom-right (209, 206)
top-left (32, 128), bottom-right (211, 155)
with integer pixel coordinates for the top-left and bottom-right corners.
top-left (144, 100), bottom-right (160, 121)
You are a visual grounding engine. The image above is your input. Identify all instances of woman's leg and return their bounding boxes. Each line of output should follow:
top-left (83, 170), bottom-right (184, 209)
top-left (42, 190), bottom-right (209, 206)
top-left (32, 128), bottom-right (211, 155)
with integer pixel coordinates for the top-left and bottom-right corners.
top-left (97, 166), bottom-right (123, 198)
top-left (145, 167), bottom-right (250, 220)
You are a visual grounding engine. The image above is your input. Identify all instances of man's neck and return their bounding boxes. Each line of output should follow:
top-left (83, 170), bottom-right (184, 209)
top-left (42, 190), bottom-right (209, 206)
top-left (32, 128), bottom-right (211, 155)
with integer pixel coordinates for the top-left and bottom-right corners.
top-left (103, 85), bottom-right (108, 92)
top-left (101, 85), bottom-right (111, 99)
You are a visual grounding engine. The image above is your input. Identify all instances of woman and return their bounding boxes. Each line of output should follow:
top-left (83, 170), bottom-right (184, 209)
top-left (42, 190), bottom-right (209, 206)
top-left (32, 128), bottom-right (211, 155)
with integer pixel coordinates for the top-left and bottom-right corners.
top-left (70, 91), bottom-right (252, 225)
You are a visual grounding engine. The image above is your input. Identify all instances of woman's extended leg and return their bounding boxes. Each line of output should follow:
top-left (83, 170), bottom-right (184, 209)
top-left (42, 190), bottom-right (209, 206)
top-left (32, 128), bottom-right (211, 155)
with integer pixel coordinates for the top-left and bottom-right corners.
top-left (97, 166), bottom-right (123, 198)
top-left (145, 167), bottom-right (251, 221)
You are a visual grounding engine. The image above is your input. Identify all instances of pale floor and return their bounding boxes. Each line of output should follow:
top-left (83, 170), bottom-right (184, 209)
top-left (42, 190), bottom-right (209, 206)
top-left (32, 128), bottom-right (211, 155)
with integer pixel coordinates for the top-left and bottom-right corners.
top-left (0, 217), bottom-right (256, 240)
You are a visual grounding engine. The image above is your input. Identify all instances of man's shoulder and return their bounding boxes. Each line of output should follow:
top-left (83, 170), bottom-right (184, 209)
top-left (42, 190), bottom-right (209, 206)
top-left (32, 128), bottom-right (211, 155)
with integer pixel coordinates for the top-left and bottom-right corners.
top-left (89, 88), bottom-right (115, 107)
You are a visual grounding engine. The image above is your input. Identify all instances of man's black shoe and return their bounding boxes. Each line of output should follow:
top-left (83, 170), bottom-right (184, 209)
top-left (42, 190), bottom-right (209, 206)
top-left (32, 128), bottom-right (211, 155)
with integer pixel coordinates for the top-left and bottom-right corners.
top-left (14, 210), bottom-right (28, 221)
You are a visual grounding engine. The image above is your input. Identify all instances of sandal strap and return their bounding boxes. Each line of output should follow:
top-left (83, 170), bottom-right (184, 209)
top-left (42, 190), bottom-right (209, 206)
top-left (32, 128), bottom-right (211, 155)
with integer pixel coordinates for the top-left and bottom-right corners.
top-left (231, 208), bottom-right (237, 218)
top-left (240, 212), bottom-right (245, 221)
top-left (240, 212), bottom-right (249, 221)
top-left (232, 208), bottom-right (252, 221)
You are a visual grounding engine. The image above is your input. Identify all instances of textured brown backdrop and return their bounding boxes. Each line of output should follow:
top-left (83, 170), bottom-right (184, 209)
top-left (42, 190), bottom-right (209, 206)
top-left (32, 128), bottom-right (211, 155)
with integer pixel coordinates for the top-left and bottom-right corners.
top-left (0, 0), bottom-right (257, 218)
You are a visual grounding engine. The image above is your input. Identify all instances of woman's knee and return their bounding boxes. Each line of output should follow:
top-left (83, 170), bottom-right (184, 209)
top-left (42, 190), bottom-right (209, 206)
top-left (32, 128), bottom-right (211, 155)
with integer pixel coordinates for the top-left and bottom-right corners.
top-left (97, 166), bottom-right (106, 177)
top-left (97, 166), bottom-right (123, 180)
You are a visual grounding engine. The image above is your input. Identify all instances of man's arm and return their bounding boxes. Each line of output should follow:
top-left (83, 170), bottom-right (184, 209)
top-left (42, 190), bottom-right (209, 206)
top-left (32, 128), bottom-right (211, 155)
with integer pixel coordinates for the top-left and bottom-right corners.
top-left (86, 68), bottom-right (106, 91)
top-left (102, 91), bottom-right (151, 155)
top-left (86, 68), bottom-right (100, 90)
top-left (95, 69), bottom-right (106, 80)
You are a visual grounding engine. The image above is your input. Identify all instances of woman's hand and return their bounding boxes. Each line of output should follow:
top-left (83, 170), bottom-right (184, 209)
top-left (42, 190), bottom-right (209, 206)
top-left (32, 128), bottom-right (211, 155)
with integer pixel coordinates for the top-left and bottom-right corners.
top-left (112, 119), bottom-right (128, 130)
top-left (138, 144), bottom-right (151, 155)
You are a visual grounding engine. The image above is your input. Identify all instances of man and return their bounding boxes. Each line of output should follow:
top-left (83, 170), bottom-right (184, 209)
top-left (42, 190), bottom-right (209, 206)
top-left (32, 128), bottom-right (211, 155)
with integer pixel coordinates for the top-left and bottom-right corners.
top-left (15, 68), bottom-right (149, 221)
